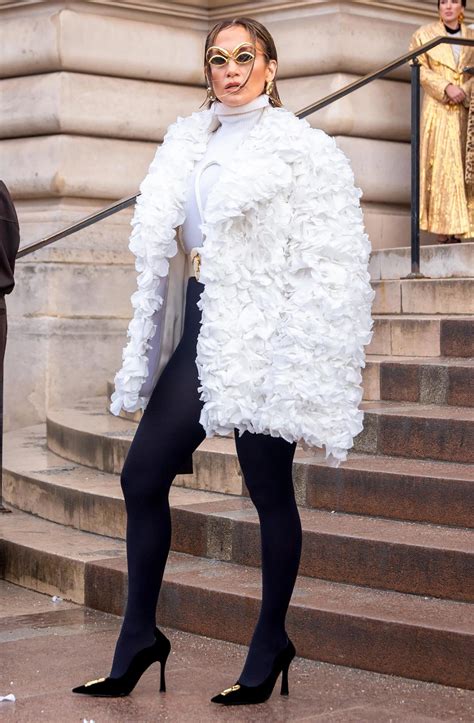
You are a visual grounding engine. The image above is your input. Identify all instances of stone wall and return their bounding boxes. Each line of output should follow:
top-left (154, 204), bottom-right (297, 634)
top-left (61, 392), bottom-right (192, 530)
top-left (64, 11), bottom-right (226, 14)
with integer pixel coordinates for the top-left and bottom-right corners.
top-left (1, 0), bottom-right (467, 429)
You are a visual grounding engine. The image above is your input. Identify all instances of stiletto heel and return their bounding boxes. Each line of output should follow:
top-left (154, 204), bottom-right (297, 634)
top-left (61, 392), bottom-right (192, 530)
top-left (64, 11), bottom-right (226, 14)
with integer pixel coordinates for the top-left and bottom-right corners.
top-left (280, 664), bottom-right (289, 696)
top-left (159, 657), bottom-right (167, 692)
top-left (72, 627), bottom-right (171, 697)
top-left (211, 637), bottom-right (296, 706)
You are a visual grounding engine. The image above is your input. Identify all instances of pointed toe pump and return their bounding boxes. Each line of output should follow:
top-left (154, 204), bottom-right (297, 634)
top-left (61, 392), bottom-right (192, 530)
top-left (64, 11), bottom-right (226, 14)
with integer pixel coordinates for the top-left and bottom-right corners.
top-left (72, 627), bottom-right (171, 697)
top-left (211, 637), bottom-right (296, 706)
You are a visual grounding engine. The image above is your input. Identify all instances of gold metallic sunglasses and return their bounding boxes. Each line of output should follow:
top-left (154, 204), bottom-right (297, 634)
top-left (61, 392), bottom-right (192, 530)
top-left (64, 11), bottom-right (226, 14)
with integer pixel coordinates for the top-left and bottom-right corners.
top-left (206, 42), bottom-right (266, 67)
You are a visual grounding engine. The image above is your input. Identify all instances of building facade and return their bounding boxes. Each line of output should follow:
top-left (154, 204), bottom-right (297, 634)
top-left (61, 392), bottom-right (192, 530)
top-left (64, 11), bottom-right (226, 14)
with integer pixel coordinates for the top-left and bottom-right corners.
top-left (0, 0), bottom-right (469, 427)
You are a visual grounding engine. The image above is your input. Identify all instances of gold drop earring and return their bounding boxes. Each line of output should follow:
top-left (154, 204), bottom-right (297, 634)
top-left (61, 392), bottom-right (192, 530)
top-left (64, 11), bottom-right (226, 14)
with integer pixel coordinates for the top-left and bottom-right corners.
top-left (206, 85), bottom-right (216, 102)
top-left (459, 10), bottom-right (465, 22)
top-left (265, 80), bottom-right (274, 96)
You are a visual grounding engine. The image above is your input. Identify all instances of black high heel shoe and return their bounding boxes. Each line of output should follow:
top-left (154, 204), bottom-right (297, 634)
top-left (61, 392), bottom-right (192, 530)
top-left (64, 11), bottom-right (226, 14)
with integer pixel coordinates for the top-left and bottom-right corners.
top-left (210, 637), bottom-right (296, 706)
top-left (72, 626), bottom-right (171, 697)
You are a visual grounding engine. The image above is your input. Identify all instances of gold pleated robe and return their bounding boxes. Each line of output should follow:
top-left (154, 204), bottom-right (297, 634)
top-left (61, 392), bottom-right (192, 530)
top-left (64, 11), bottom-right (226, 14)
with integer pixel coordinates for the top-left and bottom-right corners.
top-left (466, 90), bottom-right (474, 185)
top-left (409, 21), bottom-right (474, 236)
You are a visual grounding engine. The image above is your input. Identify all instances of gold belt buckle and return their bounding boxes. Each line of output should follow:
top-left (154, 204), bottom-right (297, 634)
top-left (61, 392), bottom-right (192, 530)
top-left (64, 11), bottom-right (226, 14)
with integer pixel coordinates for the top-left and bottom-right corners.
top-left (190, 249), bottom-right (201, 281)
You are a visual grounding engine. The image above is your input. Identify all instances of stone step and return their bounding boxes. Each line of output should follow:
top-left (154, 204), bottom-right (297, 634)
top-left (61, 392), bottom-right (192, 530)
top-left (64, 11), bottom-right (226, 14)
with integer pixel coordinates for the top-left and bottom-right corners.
top-left (47, 397), bottom-right (245, 492)
top-left (1, 509), bottom-right (472, 689)
top-left (0, 506), bottom-right (125, 606)
top-left (302, 453), bottom-right (474, 528)
top-left (105, 326), bottom-right (474, 419)
top-left (364, 356), bottom-right (474, 406)
top-left (12, 421), bottom-right (473, 528)
top-left (4, 425), bottom-right (474, 536)
top-left (49, 396), bottom-right (474, 470)
top-left (4, 426), bottom-right (473, 603)
top-left (369, 241), bottom-right (474, 281)
top-left (2, 424), bottom-right (229, 538)
top-left (356, 401), bottom-right (474, 464)
top-left (108, 358), bottom-right (473, 408)
top-left (371, 278), bottom-right (474, 315)
top-left (5, 586), bottom-right (473, 723)
top-left (45, 398), bottom-right (474, 526)
top-left (106, 345), bottom-right (474, 421)
top-left (368, 315), bottom-right (474, 357)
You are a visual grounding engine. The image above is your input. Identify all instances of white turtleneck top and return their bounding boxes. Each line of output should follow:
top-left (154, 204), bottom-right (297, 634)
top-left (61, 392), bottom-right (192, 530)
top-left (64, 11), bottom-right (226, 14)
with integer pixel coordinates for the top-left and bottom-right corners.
top-left (181, 94), bottom-right (270, 251)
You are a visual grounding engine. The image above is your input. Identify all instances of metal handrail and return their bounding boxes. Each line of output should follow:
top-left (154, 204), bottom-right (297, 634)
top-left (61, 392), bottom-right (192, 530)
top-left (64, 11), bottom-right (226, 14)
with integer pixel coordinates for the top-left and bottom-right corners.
top-left (17, 195), bottom-right (138, 258)
top-left (17, 36), bottom-right (474, 267)
top-left (298, 36), bottom-right (471, 117)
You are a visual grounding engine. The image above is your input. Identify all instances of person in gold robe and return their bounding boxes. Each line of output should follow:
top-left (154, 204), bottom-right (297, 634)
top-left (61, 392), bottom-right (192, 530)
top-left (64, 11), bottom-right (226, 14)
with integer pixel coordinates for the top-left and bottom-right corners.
top-left (410, 0), bottom-right (474, 242)
top-left (466, 79), bottom-right (474, 184)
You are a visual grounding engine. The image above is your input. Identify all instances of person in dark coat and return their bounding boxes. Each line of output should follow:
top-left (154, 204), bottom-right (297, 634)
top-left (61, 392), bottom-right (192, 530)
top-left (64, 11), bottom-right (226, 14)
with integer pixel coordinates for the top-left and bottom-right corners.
top-left (0, 180), bottom-right (20, 504)
top-left (0, 181), bottom-right (19, 290)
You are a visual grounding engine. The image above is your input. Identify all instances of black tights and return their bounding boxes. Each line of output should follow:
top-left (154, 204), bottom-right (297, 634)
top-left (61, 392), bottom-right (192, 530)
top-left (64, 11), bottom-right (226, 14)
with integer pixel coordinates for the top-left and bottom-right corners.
top-left (111, 278), bottom-right (302, 686)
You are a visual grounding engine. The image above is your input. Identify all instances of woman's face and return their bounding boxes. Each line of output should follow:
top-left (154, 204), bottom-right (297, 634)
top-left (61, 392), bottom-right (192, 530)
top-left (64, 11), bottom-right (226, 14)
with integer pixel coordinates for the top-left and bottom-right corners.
top-left (207, 25), bottom-right (277, 107)
top-left (439, 0), bottom-right (464, 26)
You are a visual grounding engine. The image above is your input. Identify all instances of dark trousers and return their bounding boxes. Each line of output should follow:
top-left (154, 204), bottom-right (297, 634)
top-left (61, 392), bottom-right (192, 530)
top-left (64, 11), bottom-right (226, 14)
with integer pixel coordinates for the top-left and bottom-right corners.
top-left (0, 299), bottom-right (6, 506)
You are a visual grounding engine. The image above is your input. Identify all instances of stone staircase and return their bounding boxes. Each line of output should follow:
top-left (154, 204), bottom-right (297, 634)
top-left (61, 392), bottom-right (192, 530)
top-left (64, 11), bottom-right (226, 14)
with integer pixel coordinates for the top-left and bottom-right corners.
top-left (1, 243), bottom-right (473, 691)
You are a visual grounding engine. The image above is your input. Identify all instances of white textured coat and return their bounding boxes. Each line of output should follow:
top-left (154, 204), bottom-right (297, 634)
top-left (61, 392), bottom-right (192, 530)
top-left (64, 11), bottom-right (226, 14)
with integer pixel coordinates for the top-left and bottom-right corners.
top-left (110, 104), bottom-right (375, 464)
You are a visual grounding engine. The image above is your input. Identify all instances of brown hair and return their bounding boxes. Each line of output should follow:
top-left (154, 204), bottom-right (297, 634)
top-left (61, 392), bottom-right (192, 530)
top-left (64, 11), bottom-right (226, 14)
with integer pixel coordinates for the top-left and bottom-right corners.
top-left (437, 0), bottom-right (466, 7)
top-left (203, 17), bottom-right (282, 109)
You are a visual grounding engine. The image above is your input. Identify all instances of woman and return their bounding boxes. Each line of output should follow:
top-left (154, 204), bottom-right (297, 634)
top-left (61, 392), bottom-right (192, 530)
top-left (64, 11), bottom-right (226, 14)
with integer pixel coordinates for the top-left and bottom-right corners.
top-left (409, 0), bottom-right (474, 242)
top-left (466, 78), bottom-right (474, 184)
top-left (72, 17), bottom-right (373, 706)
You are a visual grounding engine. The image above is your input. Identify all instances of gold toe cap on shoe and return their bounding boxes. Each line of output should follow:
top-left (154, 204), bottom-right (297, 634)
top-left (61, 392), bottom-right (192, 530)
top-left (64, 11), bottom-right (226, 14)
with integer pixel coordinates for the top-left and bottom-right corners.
top-left (85, 677), bottom-right (106, 687)
top-left (211, 683), bottom-right (241, 704)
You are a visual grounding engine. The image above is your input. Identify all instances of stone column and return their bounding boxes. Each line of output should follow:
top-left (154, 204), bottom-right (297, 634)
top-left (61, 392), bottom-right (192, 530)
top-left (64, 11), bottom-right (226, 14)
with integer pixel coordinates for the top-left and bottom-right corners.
top-left (0, 4), bottom-right (206, 429)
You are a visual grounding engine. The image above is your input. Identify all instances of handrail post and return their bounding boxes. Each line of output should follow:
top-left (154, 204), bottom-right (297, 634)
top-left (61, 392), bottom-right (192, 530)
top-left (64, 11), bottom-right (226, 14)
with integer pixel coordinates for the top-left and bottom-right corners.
top-left (407, 58), bottom-right (425, 279)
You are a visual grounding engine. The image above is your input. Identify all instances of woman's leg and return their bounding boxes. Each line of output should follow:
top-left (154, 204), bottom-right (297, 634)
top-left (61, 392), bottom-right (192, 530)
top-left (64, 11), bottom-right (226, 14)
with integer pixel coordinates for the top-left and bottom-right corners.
top-left (234, 431), bottom-right (301, 686)
top-left (110, 280), bottom-right (205, 677)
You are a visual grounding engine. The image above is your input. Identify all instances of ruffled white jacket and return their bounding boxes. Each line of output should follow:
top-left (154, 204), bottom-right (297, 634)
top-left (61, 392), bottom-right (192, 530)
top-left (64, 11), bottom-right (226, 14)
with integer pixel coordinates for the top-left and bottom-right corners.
top-left (110, 103), bottom-right (375, 465)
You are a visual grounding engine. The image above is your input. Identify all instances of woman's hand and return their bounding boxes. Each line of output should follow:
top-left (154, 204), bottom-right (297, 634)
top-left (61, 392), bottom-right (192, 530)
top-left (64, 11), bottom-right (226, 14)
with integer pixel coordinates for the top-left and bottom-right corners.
top-left (445, 84), bottom-right (466, 104)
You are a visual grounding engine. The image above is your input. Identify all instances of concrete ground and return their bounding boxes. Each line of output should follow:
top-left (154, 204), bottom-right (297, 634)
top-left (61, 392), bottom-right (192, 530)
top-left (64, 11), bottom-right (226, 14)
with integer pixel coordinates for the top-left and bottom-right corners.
top-left (0, 581), bottom-right (473, 722)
